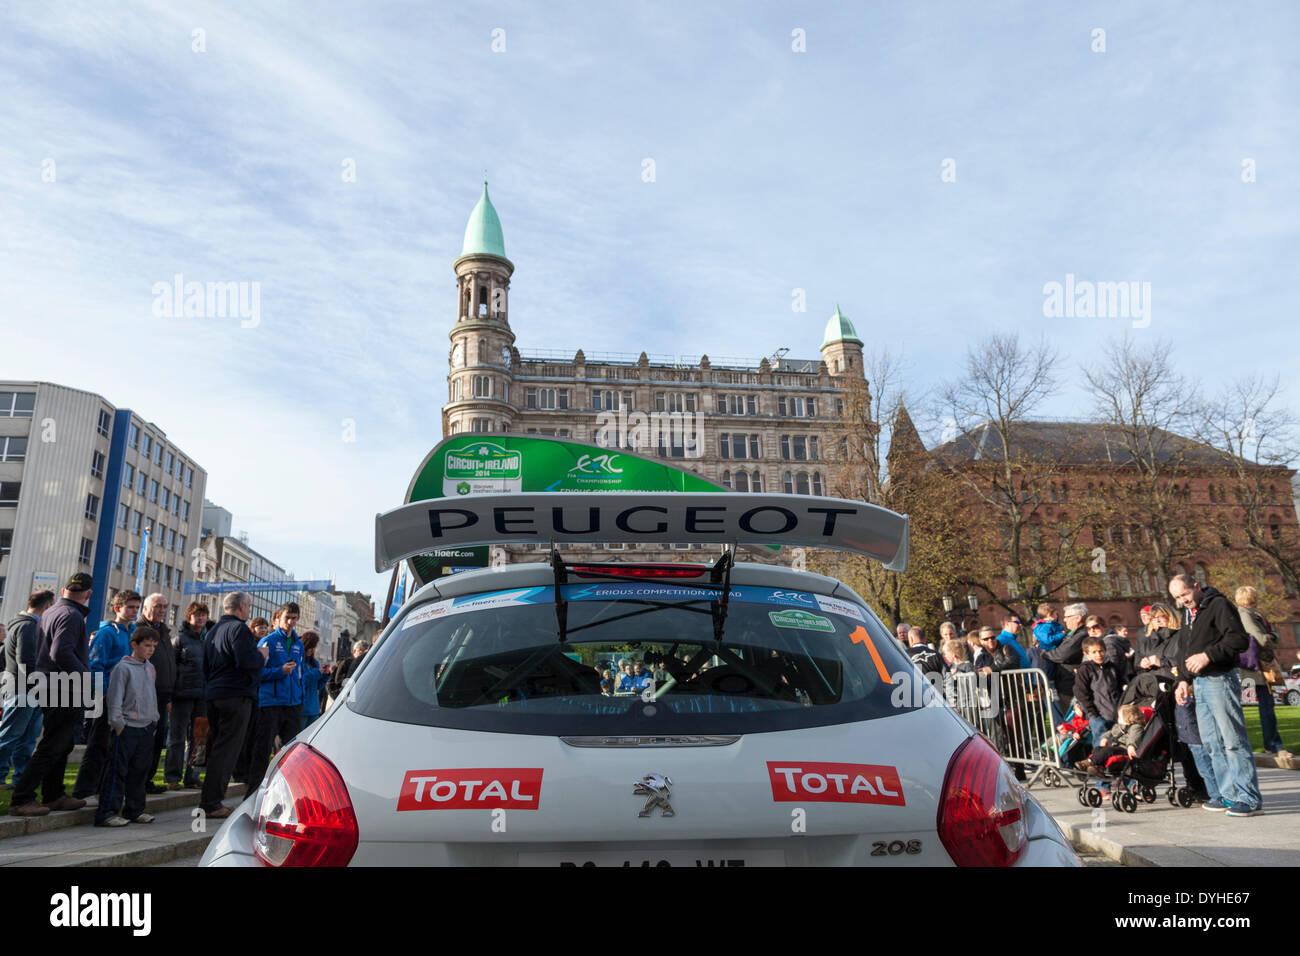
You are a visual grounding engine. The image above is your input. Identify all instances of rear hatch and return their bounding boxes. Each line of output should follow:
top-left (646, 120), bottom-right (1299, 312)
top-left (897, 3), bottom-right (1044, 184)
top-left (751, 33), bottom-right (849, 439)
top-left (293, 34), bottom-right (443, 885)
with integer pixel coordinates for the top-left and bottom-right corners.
top-left (309, 569), bottom-right (973, 865)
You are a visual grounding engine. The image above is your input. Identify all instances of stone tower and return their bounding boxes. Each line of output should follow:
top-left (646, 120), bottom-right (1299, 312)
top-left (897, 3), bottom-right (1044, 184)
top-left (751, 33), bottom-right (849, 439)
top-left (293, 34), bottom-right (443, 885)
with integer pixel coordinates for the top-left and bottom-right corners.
top-left (445, 182), bottom-right (517, 436)
top-left (819, 303), bottom-right (865, 378)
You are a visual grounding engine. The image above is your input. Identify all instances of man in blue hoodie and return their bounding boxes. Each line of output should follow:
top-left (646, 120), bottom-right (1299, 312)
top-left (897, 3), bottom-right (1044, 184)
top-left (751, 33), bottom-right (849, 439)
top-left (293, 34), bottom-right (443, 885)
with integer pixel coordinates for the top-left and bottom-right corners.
top-left (246, 602), bottom-right (305, 791)
top-left (72, 589), bottom-right (141, 802)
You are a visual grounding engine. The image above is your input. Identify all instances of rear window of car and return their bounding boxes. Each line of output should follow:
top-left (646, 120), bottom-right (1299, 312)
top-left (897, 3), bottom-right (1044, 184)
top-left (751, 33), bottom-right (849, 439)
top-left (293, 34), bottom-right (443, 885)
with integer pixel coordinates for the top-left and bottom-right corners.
top-left (348, 581), bottom-right (921, 735)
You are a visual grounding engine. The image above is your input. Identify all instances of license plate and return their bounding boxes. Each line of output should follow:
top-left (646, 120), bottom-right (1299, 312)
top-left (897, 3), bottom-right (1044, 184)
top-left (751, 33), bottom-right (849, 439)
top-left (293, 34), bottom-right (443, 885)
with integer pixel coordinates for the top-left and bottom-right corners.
top-left (518, 850), bottom-right (786, 867)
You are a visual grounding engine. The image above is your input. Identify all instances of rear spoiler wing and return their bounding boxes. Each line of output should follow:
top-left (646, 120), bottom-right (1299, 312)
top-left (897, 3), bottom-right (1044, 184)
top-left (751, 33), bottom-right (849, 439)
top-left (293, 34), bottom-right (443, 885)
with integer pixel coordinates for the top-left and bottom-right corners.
top-left (374, 492), bottom-right (909, 573)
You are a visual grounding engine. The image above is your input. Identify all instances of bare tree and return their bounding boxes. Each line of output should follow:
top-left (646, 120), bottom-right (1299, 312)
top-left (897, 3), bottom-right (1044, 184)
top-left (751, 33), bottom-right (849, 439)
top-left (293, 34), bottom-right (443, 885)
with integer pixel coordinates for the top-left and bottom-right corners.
top-left (929, 333), bottom-right (1092, 616)
top-left (813, 349), bottom-right (966, 633)
top-left (1081, 335), bottom-right (1200, 582)
top-left (1198, 374), bottom-right (1300, 597)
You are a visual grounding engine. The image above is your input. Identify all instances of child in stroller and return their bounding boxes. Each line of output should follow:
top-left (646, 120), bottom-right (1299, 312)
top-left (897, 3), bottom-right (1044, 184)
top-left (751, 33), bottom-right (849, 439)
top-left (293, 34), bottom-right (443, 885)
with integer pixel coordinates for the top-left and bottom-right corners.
top-left (1076, 704), bottom-right (1159, 812)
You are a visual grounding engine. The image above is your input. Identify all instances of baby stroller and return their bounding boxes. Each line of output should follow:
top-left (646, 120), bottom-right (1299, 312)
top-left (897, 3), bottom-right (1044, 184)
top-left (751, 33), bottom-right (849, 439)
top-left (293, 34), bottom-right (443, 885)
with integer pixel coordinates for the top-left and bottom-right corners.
top-left (1075, 699), bottom-right (1196, 813)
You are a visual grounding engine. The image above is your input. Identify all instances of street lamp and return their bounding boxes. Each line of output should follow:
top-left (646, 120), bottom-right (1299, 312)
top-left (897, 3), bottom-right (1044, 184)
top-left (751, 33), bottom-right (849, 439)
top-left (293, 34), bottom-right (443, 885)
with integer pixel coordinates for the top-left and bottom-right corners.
top-left (942, 593), bottom-right (954, 614)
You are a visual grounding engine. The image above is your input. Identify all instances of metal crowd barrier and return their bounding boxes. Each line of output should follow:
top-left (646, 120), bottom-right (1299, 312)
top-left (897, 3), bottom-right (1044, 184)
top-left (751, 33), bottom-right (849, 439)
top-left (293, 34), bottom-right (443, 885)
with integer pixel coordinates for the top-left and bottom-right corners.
top-left (947, 668), bottom-right (1067, 789)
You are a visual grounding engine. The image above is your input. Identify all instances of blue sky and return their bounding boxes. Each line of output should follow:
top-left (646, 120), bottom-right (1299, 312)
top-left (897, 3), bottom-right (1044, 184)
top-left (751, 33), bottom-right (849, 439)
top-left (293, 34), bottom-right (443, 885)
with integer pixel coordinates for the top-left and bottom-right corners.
top-left (2, 0), bottom-right (1297, 602)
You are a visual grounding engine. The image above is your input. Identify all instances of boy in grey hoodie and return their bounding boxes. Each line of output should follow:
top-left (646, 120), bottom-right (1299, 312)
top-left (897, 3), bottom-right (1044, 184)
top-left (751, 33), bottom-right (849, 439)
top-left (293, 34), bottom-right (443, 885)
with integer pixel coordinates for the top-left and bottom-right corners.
top-left (95, 627), bottom-right (161, 827)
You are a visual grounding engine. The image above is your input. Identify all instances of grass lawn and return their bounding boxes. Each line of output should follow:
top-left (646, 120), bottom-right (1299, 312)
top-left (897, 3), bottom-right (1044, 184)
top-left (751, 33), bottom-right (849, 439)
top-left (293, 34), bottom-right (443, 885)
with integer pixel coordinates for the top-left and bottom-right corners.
top-left (1, 762), bottom-right (170, 816)
top-left (1243, 703), bottom-right (1300, 753)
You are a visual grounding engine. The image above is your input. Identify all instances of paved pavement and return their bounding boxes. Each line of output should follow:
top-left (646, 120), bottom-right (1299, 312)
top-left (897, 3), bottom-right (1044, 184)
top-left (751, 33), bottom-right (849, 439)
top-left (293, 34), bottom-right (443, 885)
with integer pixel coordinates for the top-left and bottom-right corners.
top-left (0, 785), bottom-right (246, 867)
top-left (1031, 765), bottom-right (1300, 866)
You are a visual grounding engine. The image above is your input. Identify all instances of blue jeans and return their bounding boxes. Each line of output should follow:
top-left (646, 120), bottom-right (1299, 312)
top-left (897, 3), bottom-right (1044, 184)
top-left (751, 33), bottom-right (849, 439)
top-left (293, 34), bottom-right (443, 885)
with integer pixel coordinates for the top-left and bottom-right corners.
top-left (1088, 716), bottom-right (1110, 747)
top-left (1194, 672), bottom-right (1263, 811)
top-left (0, 692), bottom-right (44, 784)
top-left (1256, 683), bottom-right (1285, 752)
top-left (1187, 743), bottom-right (1222, 803)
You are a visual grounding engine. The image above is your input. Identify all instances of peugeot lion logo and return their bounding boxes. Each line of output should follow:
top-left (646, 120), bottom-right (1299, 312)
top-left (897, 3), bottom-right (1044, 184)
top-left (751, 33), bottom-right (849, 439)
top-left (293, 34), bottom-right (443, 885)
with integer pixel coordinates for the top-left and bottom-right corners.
top-left (634, 773), bottom-right (675, 817)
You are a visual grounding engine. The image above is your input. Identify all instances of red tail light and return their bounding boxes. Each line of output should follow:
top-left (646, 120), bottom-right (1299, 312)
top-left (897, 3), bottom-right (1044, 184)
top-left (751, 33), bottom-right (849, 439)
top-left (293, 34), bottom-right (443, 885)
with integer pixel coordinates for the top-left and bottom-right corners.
top-left (570, 564), bottom-right (708, 579)
top-left (253, 744), bottom-right (359, 867)
top-left (936, 735), bottom-right (1027, 866)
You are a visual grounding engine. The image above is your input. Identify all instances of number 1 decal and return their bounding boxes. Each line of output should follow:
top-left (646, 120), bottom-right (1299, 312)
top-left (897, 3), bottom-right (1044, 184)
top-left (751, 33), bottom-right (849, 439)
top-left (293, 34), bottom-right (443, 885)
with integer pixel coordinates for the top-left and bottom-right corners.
top-left (850, 626), bottom-right (892, 685)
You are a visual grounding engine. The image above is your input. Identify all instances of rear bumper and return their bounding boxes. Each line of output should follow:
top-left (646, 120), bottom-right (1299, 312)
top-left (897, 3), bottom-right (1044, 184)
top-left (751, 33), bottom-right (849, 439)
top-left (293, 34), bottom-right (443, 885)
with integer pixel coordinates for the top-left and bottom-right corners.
top-left (198, 789), bottom-right (1082, 867)
top-left (1015, 790), bottom-right (1084, 866)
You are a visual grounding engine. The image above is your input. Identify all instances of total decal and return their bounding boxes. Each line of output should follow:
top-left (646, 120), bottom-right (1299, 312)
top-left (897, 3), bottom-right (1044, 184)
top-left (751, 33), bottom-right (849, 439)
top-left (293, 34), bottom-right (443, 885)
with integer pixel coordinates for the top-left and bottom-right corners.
top-left (766, 761), bottom-right (906, 807)
top-left (397, 768), bottom-right (544, 810)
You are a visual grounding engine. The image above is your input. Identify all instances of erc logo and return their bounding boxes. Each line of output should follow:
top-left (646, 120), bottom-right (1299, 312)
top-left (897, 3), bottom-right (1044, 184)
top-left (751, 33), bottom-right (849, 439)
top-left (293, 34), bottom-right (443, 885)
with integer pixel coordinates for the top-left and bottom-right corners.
top-left (445, 442), bottom-right (522, 481)
top-left (566, 453), bottom-right (624, 479)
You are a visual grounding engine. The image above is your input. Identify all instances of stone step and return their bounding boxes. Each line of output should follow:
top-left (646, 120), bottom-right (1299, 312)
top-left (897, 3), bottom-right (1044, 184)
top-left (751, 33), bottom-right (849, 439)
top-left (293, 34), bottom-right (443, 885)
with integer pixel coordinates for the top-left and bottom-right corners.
top-left (1, 783), bottom-right (246, 841)
top-left (0, 801), bottom-right (236, 867)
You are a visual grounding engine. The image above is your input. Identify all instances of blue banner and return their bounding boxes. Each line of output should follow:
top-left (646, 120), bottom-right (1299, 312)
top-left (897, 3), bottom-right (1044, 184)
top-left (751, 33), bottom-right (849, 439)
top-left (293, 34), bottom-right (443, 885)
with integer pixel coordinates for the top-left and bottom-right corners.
top-left (183, 579), bottom-right (332, 595)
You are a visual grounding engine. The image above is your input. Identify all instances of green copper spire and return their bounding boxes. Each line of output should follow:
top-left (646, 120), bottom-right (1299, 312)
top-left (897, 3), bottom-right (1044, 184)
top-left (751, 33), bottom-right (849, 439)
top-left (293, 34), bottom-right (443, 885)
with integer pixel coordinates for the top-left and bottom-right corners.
top-left (460, 181), bottom-right (507, 259)
top-left (821, 303), bottom-right (863, 349)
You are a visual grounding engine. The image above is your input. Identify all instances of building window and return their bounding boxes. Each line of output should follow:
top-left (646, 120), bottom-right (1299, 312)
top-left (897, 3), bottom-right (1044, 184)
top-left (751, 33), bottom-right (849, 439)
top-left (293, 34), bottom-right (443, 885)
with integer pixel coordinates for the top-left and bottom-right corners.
top-left (167, 528), bottom-right (176, 551)
top-left (136, 471), bottom-right (146, 495)
top-left (0, 528), bottom-right (11, 558)
top-left (778, 396), bottom-right (808, 417)
top-left (128, 423), bottom-right (139, 448)
top-left (812, 472), bottom-right (823, 496)
top-left (717, 394), bottom-right (758, 415)
top-left (751, 471), bottom-right (763, 493)
top-left (734, 471), bottom-right (749, 492)
top-left (96, 409), bottom-right (111, 437)
top-left (177, 534), bottom-right (186, 555)
top-left (112, 545), bottom-right (123, 570)
top-left (473, 375), bottom-right (492, 397)
top-left (79, 537), bottom-right (94, 565)
top-left (127, 551), bottom-right (138, 575)
top-left (722, 470), bottom-right (732, 489)
top-left (0, 437), bottom-right (26, 462)
top-left (141, 434), bottom-right (151, 458)
top-left (164, 451), bottom-right (173, 474)
top-left (131, 511), bottom-right (142, 535)
top-left (122, 463), bottom-right (134, 488)
top-left (161, 488), bottom-right (170, 510)
top-left (783, 471), bottom-right (794, 495)
top-left (154, 444), bottom-right (163, 466)
top-left (149, 480), bottom-right (158, 503)
top-left (795, 472), bottom-right (810, 495)
top-left (82, 493), bottom-right (98, 521)
top-left (117, 502), bottom-right (128, 529)
top-left (593, 389), bottom-right (620, 411)
top-left (780, 436), bottom-right (810, 461)
top-left (0, 391), bottom-right (36, 418)
top-left (0, 482), bottom-right (21, 507)
top-left (171, 495), bottom-right (180, 516)
top-left (92, 449), bottom-right (106, 476)
top-left (184, 466), bottom-right (193, 488)
top-left (471, 418), bottom-right (493, 433)
top-left (181, 500), bottom-right (190, 521)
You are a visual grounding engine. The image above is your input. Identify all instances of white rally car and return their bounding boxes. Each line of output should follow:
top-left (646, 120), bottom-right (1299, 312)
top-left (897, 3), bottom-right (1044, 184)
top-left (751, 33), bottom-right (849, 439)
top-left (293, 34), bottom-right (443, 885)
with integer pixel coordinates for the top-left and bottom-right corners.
top-left (200, 492), bottom-right (1079, 866)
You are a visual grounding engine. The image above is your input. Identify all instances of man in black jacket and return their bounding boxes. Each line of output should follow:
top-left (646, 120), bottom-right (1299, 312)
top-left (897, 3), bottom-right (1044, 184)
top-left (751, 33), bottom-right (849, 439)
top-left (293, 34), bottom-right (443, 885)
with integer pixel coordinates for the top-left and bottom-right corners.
top-left (200, 591), bottom-right (265, 818)
top-left (1168, 574), bottom-right (1260, 816)
top-left (1043, 603), bottom-right (1090, 702)
top-left (9, 574), bottom-right (95, 817)
top-left (0, 590), bottom-right (56, 788)
top-left (327, 640), bottom-right (369, 704)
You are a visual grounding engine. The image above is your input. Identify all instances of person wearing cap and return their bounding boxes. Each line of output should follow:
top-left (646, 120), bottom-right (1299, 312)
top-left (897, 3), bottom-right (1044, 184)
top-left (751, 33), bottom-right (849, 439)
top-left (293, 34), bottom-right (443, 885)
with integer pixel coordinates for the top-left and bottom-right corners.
top-left (9, 573), bottom-right (96, 817)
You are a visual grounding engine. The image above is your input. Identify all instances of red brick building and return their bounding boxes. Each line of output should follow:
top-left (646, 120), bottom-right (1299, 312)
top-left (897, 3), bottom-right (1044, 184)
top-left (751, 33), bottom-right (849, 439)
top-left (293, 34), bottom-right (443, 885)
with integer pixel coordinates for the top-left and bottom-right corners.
top-left (896, 416), bottom-right (1300, 667)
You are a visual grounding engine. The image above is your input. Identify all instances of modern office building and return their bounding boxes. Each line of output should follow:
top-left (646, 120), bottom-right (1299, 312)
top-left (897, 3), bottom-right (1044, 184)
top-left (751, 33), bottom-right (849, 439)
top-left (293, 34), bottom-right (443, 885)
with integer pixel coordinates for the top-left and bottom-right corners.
top-left (0, 382), bottom-right (207, 627)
